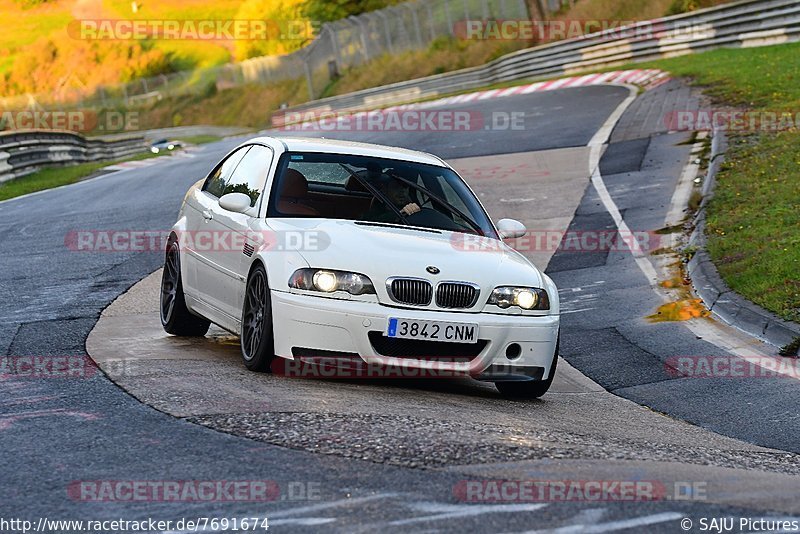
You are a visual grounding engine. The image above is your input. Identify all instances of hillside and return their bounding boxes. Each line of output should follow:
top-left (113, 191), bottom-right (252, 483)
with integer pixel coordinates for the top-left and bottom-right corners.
top-left (0, 0), bottom-right (302, 98)
top-left (0, 0), bottom-right (735, 102)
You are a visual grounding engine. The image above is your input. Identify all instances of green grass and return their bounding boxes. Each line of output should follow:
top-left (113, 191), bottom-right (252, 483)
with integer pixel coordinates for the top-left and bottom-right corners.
top-left (0, 152), bottom-right (157, 202)
top-left (704, 133), bottom-right (800, 322)
top-left (641, 43), bottom-right (800, 111)
top-left (176, 134), bottom-right (223, 144)
top-left (643, 42), bottom-right (800, 323)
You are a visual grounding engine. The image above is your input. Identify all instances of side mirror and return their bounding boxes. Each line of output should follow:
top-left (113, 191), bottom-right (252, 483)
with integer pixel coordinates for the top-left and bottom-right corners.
top-left (218, 192), bottom-right (252, 214)
top-left (497, 218), bottom-right (526, 239)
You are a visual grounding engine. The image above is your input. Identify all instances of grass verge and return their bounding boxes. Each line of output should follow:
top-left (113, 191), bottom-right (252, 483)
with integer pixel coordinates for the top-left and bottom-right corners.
top-left (0, 152), bottom-right (157, 202)
top-left (642, 42), bottom-right (800, 323)
top-left (176, 134), bottom-right (224, 145)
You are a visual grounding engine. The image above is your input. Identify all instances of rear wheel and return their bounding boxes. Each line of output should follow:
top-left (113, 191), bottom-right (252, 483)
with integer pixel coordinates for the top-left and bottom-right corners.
top-left (496, 336), bottom-right (559, 399)
top-left (160, 241), bottom-right (210, 336)
top-left (241, 264), bottom-right (276, 372)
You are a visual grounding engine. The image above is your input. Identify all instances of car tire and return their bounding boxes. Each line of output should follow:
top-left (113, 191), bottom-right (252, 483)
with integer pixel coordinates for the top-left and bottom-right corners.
top-left (495, 335), bottom-right (559, 399)
top-left (160, 241), bottom-right (210, 337)
top-left (240, 264), bottom-right (276, 372)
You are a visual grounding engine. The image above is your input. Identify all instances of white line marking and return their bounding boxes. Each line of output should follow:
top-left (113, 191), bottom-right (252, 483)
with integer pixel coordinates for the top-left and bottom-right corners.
top-left (269, 493), bottom-right (399, 518)
top-left (586, 84), bottom-right (660, 285)
top-left (161, 494), bottom-right (398, 533)
top-left (517, 512), bottom-right (683, 533)
top-left (388, 503), bottom-right (548, 526)
top-left (561, 307), bottom-right (598, 315)
top-left (270, 518), bottom-right (337, 526)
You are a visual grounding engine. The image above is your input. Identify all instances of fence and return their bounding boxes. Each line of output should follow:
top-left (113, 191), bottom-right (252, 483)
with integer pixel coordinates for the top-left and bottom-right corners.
top-left (1, 0), bottom-right (798, 117)
top-left (0, 131), bottom-right (147, 183)
top-left (272, 0), bottom-right (529, 99)
top-left (280, 0), bottom-right (800, 116)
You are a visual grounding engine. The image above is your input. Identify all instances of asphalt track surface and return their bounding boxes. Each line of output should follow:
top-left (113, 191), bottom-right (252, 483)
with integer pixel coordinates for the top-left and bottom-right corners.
top-left (1, 84), bottom-right (798, 532)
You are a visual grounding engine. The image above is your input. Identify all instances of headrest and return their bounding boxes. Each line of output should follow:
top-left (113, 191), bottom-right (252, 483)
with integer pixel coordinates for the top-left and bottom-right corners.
top-left (281, 168), bottom-right (308, 197)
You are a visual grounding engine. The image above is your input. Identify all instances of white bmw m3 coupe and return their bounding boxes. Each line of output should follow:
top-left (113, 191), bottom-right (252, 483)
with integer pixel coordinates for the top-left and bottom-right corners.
top-left (160, 136), bottom-right (560, 398)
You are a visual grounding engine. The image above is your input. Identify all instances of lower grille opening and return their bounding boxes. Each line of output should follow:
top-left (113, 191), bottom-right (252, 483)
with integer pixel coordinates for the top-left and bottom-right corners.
top-left (367, 331), bottom-right (487, 361)
top-left (291, 347), bottom-right (360, 359)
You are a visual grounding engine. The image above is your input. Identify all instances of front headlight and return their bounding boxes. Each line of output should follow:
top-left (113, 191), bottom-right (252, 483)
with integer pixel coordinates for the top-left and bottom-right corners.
top-left (289, 268), bottom-right (376, 295)
top-left (488, 286), bottom-right (550, 310)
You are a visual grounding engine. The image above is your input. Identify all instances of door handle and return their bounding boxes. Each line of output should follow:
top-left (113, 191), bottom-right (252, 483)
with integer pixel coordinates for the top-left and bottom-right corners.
top-left (202, 210), bottom-right (213, 221)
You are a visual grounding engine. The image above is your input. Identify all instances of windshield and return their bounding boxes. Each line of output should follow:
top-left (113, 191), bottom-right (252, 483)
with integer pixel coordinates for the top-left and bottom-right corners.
top-left (267, 152), bottom-right (497, 238)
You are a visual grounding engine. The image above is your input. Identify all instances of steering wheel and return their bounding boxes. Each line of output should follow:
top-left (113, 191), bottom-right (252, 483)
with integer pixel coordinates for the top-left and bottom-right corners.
top-left (413, 189), bottom-right (434, 209)
top-left (405, 207), bottom-right (462, 232)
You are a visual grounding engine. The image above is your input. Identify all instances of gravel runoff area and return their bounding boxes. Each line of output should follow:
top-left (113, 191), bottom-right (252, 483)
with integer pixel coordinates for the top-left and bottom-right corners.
top-left (187, 411), bottom-right (800, 475)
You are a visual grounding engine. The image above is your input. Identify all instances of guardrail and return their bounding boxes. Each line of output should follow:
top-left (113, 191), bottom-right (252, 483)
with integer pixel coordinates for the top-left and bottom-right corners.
top-left (282, 0), bottom-right (800, 116)
top-left (0, 131), bottom-right (147, 183)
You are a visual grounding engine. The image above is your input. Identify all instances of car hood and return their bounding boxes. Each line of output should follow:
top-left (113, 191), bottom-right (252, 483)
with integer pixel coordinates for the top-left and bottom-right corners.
top-left (267, 219), bottom-right (543, 291)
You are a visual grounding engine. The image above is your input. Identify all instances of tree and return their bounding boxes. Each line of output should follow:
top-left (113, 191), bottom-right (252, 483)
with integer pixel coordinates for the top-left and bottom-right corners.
top-left (302, 0), bottom-right (403, 24)
top-left (234, 0), bottom-right (309, 61)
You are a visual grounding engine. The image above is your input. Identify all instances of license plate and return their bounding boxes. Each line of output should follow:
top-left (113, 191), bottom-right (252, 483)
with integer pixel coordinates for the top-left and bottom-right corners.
top-left (386, 318), bottom-right (479, 343)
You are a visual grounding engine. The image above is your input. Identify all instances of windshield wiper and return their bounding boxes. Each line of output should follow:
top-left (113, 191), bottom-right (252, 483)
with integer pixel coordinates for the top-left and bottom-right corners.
top-left (338, 164), bottom-right (410, 225)
top-left (386, 171), bottom-right (485, 235)
top-left (355, 221), bottom-right (442, 234)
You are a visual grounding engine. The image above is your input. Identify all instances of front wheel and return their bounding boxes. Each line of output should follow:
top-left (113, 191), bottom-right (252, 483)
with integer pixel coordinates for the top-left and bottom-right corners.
top-left (160, 241), bottom-right (210, 337)
top-left (241, 264), bottom-right (276, 372)
top-left (496, 335), bottom-right (559, 399)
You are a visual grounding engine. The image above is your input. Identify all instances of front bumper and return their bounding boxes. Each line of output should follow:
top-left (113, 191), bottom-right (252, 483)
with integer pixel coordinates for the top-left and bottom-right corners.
top-left (270, 290), bottom-right (560, 379)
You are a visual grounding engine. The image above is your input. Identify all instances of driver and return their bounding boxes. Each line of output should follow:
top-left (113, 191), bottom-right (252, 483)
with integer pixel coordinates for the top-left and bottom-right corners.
top-left (362, 174), bottom-right (421, 222)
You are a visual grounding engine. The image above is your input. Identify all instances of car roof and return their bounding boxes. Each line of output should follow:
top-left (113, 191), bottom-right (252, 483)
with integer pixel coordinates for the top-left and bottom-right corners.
top-left (248, 136), bottom-right (449, 167)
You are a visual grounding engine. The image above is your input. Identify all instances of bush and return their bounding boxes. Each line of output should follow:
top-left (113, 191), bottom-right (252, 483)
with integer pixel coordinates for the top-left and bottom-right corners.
top-left (666, 0), bottom-right (723, 15)
top-left (233, 0), bottom-right (309, 61)
top-left (0, 30), bottom-right (172, 97)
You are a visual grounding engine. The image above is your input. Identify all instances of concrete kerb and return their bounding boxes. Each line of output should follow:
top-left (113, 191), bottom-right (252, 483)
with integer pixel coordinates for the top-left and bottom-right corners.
top-left (687, 127), bottom-right (800, 354)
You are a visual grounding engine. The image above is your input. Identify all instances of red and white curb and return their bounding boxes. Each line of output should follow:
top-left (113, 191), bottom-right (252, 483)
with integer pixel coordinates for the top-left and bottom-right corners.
top-left (389, 69), bottom-right (670, 111)
top-left (277, 69), bottom-right (670, 130)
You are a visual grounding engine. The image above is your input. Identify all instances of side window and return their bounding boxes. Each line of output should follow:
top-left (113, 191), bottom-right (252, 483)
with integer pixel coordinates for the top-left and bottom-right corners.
top-left (223, 145), bottom-right (273, 207)
top-left (203, 146), bottom-right (250, 198)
